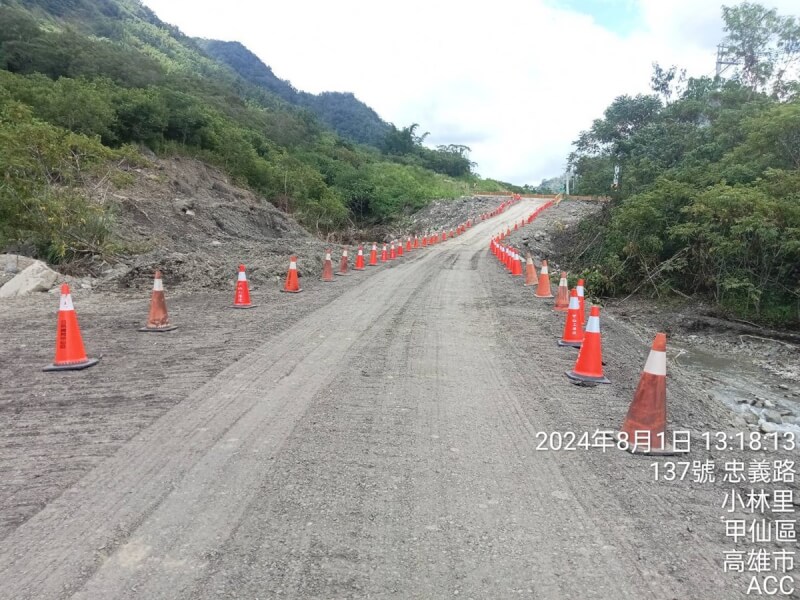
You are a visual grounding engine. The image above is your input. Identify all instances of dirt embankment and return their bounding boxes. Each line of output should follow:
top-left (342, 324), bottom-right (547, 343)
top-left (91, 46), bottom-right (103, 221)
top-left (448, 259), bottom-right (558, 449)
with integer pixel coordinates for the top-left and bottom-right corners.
top-left (395, 196), bottom-right (511, 237)
top-left (85, 156), bottom-right (331, 291)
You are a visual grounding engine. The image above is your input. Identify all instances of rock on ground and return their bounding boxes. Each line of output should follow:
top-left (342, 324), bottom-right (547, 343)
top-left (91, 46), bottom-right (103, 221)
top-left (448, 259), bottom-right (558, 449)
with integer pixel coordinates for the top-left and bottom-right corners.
top-left (0, 260), bottom-right (60, 298)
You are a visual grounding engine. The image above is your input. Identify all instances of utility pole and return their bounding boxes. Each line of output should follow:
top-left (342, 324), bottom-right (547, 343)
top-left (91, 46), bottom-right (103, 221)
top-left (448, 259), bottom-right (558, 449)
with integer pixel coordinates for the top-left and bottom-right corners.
top-left (715, 44), bottom-right (739, 78)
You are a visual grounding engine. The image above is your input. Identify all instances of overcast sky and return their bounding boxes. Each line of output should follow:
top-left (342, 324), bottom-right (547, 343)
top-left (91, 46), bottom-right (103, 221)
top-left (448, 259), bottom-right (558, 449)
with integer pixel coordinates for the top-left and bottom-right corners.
top-left (141, 0), bottom-right (797, 185)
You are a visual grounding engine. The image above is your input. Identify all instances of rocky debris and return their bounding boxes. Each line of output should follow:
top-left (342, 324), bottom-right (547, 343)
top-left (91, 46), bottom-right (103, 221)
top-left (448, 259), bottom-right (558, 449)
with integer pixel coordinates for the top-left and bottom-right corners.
top-left (400, 195), bottom-right (511, 237)
top-left (0, 254), bottom-right (37, 288)
top-left (0, 260), bottom-right (60, 298)
top-left (500, 200), bottom-right (601, 266)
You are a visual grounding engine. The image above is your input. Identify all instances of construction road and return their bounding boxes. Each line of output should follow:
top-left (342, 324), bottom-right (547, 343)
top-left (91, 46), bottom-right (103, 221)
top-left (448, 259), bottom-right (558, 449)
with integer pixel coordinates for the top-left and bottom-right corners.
top-left (0, 199), bottom-right (765, 599)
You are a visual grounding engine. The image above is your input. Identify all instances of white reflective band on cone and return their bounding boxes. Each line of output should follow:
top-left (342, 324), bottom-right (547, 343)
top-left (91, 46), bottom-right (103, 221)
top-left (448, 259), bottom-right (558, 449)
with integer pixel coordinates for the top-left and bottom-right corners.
top-left (237, 271), bottom-right (247, 281)
top-left (60, 294), bottom-right (75, 311)
top-left (343, 250), bottom-right (348, 257)
top-left (290, 260), bottom-right (297, 269)
top-left (541, 265), bottom-right (549, 274)
top-left (585, 315), bottom-right (600, 333)
top-left (325, 253), bottom-right (331, 260)
top-left (153, 278), bottom-right (164, 292)
top-left (568, 296), bottom-right (579, 310)
top-left (643, 350), bottom-right (667, 376)
top-left (358, 249), bottom-right (363, 255)
top-left (559, 277), bottom-right (567, 285)
top-left (577, 286), bottom-right (585, 297)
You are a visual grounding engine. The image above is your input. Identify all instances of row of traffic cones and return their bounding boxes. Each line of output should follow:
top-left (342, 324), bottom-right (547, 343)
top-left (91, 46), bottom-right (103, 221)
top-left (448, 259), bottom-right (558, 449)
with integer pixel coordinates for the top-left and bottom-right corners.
top-left (41, 193), bottom-right (522, 372)
top-left (488, 207), bottom-right (676, 455)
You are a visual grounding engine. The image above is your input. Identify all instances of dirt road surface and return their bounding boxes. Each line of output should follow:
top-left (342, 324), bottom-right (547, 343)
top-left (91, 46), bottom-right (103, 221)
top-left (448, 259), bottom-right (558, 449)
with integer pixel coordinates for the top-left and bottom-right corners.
top-left (0, 199), bottom-right (793, 599)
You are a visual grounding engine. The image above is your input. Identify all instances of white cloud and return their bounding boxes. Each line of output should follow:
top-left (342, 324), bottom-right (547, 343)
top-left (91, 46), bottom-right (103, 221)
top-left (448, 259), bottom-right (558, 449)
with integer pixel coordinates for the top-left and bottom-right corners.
top-left (140, 0), bottom-right (798, 184)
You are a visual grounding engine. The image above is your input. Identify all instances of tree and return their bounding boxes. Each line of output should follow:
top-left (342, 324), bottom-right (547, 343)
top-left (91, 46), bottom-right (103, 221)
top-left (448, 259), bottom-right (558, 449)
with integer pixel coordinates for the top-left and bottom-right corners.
top-left (719, 2), bottom-right (800, 97)
top-left (650, 63), bottom-right (686, 105)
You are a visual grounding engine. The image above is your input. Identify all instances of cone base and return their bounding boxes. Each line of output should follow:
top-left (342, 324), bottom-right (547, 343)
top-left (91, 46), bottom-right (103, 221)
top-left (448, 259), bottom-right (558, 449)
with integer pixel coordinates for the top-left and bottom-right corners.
top-left (139, 325), bottom-right (178, 332)
top-left (321, 278), bottom-right (334, 282)
top-left (281, 288), bottom-right (303, 293)
top-left (554, 306), bottom-right (569, 312)
top-left (558, 339), bottom-right (583, 348)
top-left (565, 370), bottom-right (610, 384)
top-left (613, 432), bottom-right (686, 456)
top-left (535, 294), bottom-right (554, 298)
top-left (43, 357), bottom-right (99, 372)
top-left (354, 267), bottom-right (365, 271)
top-left (335, 272), bottom-right (348, 276)
top-left (231, 304), bottom-right (256, 309)
top-left (523, 283), bottom-right (537, 287)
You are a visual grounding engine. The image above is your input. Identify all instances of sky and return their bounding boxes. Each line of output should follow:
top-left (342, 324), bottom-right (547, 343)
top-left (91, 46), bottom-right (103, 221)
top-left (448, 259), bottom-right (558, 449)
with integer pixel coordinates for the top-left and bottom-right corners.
top-left (140, 0), bottom-right (798, 185)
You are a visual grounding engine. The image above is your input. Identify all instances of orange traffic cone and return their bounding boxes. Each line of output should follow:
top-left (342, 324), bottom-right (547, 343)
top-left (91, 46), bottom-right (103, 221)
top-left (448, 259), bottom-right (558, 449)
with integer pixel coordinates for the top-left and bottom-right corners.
top-left (421, 235), bottom-right (428, 248)
top-left (523, 253), bottom-right (537, 286)
top-left (566, 306), bottom-right (609, 383)
top-left (354, 245), bottom-right (366, 270)
top-left (389, 242), bottom-right (396, 260)
top-left (283, 255), bottom-right (302, 293)
top-left (322, 249), bottom-right (334, 282)
top-left (397, 241), bottom-right (404, 257)
top-left (406, 237), bottom-right (412, 252)
top-left (554, 272), bottom-right (569, 311)
top-left (512, 250), bottom-right (523, 276)
top-left (233, 264), bottom-right (254, 309)
top-left (558, 289), bottom-right (584, 347)
top-left (140, 270), bottom-right (177, 332)
top-left (380, 244), bottom-right (388, 262)
top-left (617, 333), bottom-right (680, 454)
top-left (43, 284), bottom-right (99, 371)
top-left (337, 247), bottom-right (349, 275)
top-left (414, 236), bottom-right (420, 249)
top-left (535, 260), bottom-right (554, 298)
top-left (576, 279), bottom-right (586, 328)
top-left (369, 243), bottom-right (378, 266)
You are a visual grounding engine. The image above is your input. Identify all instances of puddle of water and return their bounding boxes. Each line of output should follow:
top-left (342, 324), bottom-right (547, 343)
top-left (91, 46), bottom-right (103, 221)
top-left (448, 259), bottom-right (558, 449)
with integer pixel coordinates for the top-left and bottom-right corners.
top-left (672, 343), bottom-right (800, 432)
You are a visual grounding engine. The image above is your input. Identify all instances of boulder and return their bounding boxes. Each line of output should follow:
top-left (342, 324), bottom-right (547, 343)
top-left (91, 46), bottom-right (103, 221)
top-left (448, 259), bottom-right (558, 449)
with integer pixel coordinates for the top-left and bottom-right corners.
top-left (0, 260), bottom-right (60, 298)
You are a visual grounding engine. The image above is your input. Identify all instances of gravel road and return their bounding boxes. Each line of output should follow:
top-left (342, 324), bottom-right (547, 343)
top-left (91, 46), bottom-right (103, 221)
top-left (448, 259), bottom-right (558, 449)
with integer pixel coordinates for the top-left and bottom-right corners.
top-left (0, 199), bottom-right (791, 599)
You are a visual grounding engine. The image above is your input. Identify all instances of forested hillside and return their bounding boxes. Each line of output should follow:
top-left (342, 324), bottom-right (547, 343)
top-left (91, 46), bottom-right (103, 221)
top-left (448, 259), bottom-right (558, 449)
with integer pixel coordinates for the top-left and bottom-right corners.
top-left (197, 40), bottom-right (391, 147)
top-left (0, 0), bottom-right (509, 264)
top-left (564, 3), bottom-right (800, 325)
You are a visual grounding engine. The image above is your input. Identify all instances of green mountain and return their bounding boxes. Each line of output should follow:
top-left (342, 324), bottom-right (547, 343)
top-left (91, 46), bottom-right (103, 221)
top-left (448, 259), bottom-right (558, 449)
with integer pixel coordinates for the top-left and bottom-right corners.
top-left (196, 40), bottom-right (390, 147)
top-left (0, 0), bottom-right (506, 263)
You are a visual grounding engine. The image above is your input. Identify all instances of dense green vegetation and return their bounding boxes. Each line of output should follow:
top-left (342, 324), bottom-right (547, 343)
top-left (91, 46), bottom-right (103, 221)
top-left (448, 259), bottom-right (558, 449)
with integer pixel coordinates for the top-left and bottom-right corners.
top-left (0, 0), bottom-right (507, 261)
top-left (198, 40), bottom-right (391, 147)
top-left (565, 3), bottom-right (800, 325)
